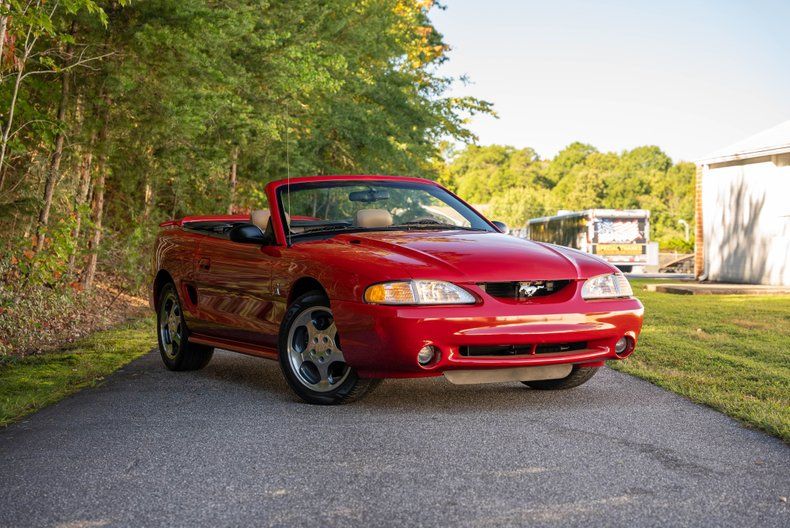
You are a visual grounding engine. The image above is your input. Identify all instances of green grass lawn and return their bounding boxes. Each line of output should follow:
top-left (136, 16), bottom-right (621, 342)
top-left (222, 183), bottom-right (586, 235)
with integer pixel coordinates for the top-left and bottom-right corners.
top-left (613, 279), bottom-right (790, 442)
top-left (0, 317), bottom-right (155, 427)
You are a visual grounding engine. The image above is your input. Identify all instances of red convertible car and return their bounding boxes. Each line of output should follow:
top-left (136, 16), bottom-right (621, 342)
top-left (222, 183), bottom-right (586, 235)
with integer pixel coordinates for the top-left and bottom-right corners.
top-left (152, 175), bottom-right (643, 404)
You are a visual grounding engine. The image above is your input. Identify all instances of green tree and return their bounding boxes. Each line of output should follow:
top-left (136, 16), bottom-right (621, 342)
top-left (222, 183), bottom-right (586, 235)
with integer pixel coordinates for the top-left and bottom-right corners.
top-left (546, 141), bottom-right (596, 185)
top-left (0, 0), bottom-right (493, 290)
top-left (446, 142), bottom-right (695, 248)
top-left (442, 145), bottom-right (546, 203)
top-left (489, 186), bottom-right (550, 229)
top-left (551, 165), bottom-right (607, 210)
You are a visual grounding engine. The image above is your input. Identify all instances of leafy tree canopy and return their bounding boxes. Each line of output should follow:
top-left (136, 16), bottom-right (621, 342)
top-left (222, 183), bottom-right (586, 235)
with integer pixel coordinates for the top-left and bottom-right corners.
top-left (0, 0), bottom-right (492, 288)
top-left (444, 143), bottom-right (695, 247)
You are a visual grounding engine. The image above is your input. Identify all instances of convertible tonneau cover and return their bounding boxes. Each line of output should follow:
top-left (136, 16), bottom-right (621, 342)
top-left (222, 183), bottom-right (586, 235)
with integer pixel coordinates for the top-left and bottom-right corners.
top-left (159, 214), bottom-right (249, 228)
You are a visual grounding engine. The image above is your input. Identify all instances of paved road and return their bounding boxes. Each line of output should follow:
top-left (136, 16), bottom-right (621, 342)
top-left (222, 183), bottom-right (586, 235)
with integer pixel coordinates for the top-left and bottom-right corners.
top-left (1, 350), bottom-right (787, 528)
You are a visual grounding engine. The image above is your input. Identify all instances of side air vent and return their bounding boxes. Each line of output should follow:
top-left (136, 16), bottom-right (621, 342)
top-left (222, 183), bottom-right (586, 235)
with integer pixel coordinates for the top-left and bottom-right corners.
top-left (184, 284), bottom-right (198, 306)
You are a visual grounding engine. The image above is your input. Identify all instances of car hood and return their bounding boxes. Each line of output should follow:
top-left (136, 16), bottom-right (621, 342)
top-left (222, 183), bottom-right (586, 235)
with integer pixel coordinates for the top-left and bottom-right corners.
top-left (306, 230), bottom-right (614, 282)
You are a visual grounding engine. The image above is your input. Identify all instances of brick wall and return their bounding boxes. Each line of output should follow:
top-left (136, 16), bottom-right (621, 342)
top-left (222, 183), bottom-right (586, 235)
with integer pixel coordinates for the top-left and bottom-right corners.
top-left (694, 164), bottom-right (704, 279)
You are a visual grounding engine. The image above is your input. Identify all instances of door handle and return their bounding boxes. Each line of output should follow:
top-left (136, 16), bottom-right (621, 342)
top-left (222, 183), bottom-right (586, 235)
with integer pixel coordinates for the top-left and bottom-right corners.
top-left (198, 257), bottom-right (211, 271)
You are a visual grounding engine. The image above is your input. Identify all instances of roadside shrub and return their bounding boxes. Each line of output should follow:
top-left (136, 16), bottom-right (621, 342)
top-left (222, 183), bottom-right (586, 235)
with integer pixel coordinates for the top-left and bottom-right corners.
top-left (0, 282), bottom-right (78, 355)
top-left (100, 222), bottom-right (155, 295)
top-left (660, 236), bottom-right (694, 253)
top-left (2, 215), bottom-right (81, 288)
top-left (0, 275), bottom-right (148, 356)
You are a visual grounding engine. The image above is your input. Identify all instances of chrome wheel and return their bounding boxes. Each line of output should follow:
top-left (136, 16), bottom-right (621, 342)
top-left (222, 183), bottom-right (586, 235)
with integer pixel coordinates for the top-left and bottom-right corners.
top-left (159, 291), bottom-right (182, 360)
top-left (286, 306), bottom-right (350, 392)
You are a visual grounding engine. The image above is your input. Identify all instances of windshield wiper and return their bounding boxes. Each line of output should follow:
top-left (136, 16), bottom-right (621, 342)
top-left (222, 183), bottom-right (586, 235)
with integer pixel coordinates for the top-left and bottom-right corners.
top-left (298, 224), bottom-right (355, 234)
top-left (392, 220), bottom-right (483, 231)
top-left (294, 220), bottom-right (486, 237)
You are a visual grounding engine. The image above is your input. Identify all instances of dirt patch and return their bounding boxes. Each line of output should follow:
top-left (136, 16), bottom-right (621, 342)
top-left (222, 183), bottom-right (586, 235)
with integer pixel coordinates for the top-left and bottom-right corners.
top-left (0, 274), bottom-right (150, 357)
top-left (730, 318), bottom-right (773, 331)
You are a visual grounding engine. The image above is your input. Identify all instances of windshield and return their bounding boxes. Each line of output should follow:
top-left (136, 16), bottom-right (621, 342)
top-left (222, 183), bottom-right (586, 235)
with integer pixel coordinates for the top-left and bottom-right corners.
top-left (277, 180), bottom-right (494, 238)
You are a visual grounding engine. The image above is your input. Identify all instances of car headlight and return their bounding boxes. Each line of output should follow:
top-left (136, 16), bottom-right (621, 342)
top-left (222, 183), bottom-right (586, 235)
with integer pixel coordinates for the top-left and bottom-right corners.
top-left (364, 280), bottom-right (476, 305)
top-left (581, 273), bottom-right (633, 299)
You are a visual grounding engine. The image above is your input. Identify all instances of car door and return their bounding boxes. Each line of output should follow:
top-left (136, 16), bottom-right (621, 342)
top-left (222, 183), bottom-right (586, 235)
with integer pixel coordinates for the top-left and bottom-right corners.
top-left (192, 236), bottom-right (280, 349)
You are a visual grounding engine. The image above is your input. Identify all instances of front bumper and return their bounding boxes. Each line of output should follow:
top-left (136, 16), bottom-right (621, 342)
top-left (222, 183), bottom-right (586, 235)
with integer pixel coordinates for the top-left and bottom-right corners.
top-left (332, 285), bottom-right (644, 379)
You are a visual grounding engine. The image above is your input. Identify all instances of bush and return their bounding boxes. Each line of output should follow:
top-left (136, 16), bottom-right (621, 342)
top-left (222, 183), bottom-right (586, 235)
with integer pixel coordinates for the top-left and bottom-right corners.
top-left (2, 215), bottom-right (81, 288)
top-left (660, 237), bottom-right (694, 253)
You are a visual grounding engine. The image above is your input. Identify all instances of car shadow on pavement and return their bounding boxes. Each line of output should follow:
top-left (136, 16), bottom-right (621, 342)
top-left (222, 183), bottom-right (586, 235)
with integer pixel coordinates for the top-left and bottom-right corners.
top-left (192, 350), bottom-right (626, 412)
top-left (190, 352), bottom-right (296, 403)
top-left (361, 376), bottom-right (627, 413)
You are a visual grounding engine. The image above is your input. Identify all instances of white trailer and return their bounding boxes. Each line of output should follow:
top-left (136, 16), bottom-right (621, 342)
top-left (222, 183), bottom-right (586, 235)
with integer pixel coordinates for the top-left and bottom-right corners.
top-left (523, 209), bottom-right (659, 273)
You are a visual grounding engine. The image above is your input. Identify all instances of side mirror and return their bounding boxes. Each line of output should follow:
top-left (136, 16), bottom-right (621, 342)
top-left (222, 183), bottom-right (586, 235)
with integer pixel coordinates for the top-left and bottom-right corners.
top-left (492, 220), bottom-right (509, 234)
top-left (229, 224), bottom-right (270, 244)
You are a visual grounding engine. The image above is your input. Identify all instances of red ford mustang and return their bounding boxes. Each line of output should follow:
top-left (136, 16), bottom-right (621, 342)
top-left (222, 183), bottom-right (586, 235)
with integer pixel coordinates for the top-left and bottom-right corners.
top-left (152, 175), bottom-right (644, 404)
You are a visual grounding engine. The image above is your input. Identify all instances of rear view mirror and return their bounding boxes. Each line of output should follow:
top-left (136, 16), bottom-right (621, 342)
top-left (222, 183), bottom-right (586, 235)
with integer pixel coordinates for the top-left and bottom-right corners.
top-left (492, 221), bottom-right (508, 234)
top-left (349, 189), bottom-right (390, 203)
top-left (229, 224), bottom-right (270, 244)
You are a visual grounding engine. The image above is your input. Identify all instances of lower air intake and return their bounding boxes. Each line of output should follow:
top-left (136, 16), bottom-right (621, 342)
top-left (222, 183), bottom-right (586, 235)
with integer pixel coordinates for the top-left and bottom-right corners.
top-left (460, 341), bottom-right (587, 357)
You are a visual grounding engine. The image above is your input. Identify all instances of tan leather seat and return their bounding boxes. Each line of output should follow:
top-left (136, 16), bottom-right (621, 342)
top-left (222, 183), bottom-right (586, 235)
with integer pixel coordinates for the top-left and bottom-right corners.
top-left (284, 212), bottom-right (304, 234)
top-left (355, 209), bottom-right (393, 228)
top-left (251, 209), bottom-right (303, 235)
top-left (250, 209), bottom-right (271, 231)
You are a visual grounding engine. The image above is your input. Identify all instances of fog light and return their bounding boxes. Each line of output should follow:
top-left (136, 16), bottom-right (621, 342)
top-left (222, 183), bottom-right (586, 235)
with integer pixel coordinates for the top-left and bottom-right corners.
top-left (417, 345), bottom-right (438, 366)
top-left (614, 337), bottom-right (628, 355)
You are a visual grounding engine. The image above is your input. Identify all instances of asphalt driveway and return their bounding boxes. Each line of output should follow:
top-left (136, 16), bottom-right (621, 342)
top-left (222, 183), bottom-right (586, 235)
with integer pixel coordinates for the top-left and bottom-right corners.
top-left (0, 349), bottom-right (787, 527)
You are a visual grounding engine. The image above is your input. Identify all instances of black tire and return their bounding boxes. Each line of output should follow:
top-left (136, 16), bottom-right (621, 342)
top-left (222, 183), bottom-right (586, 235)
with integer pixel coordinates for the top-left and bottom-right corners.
top-left (156, 282), bottom-right (213, 371)
top-left (278, 291), bottom-right (381, 404)
top-left (521, 365), bottom-right (598, 390)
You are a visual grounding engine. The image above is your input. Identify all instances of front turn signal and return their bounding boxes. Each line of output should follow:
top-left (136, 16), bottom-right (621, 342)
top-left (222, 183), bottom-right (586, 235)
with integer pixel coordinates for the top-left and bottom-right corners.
top-left (364, 280), bottom-right (475, 305)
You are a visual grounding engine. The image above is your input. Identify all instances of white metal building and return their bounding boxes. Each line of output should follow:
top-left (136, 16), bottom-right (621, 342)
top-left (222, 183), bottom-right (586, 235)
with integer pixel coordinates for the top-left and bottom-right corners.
top-left (695, 121), bottom-right (790, 285)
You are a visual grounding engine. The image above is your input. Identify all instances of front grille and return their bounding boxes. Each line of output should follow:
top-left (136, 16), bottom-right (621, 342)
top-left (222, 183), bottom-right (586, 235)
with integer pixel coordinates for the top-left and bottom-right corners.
top-left (480, 280), bottom-right (571, 300)
top-left (460, 341), bottom-right (587, 357)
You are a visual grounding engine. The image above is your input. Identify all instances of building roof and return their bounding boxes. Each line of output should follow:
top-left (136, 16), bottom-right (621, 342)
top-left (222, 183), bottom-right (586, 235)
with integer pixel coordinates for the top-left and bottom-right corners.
top-left (527, 209), bottom-right (650, 225)
top-left (697, 120), bottom-right (790, 165)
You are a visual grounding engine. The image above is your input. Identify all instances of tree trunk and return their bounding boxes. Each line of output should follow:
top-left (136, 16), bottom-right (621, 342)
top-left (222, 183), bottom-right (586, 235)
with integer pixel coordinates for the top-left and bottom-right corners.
top-left (0, 4), bottom-right (8, 71)
top-left (67, 131), bottom-right (95, 277)
top-left (82, 105), bottom-right (110, 290)
top-left (35, 37), bottom-right (74, 253)
top-left (0, 32), bottom-right (34, 191)
top-left (0, 8), bottom-right (47, 190)
top-left (142, 176), bottom-right (154, 221)
top-left (227, 147), bottom-right (238, 214)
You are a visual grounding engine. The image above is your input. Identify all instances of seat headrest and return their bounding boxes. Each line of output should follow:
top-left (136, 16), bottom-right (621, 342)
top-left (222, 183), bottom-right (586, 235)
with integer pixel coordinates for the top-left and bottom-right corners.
top-left (250, 209), bottom-right (270, 231)
top-left (252, 209), bottom-right (295, 233)
top-left (355, 209), bottom-right (393, 228)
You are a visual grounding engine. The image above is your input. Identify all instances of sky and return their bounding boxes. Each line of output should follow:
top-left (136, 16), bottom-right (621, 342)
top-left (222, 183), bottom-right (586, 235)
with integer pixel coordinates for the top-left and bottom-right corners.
top-left (430, 0), bottom-right (790, 162)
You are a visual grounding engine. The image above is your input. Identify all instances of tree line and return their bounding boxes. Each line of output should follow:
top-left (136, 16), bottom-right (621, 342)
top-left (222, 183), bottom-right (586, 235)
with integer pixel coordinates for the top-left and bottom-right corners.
top-left (0, 0), bottom-right (490, 291)
top-left (0, 0), bottom-right (694, 300)
top-left (441, 143), bottom-right (696, 250)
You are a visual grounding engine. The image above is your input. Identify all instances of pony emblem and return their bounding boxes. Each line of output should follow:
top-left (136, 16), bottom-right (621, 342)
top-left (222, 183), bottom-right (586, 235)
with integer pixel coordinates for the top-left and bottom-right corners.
top-left (518, 282), bottom-right (544, 298)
